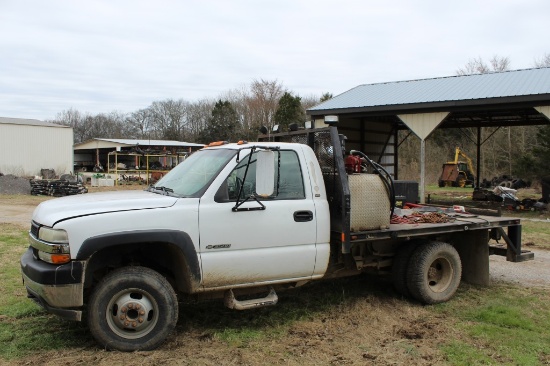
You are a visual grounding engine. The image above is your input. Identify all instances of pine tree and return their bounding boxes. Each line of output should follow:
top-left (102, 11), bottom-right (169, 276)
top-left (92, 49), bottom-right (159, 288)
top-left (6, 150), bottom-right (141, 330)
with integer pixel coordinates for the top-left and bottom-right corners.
top-left (274, 92), bottom-right (304, 131)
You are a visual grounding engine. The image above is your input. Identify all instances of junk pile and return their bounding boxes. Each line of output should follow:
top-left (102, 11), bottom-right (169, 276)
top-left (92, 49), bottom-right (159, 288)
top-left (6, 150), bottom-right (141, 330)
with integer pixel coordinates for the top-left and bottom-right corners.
top-left (480, 175), bottom-right (530, 190)
top-left (30, 174), bottom-right (88, 196)
top-left (473, 186), bottom-right (547, 211)
top-left (390, 204), bottom-right (465, 225)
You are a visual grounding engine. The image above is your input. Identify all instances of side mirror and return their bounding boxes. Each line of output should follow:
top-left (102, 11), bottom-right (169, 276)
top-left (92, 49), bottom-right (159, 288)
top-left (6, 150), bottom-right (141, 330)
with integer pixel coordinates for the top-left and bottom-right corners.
top-left (255, 150), bottom-right (275, 197)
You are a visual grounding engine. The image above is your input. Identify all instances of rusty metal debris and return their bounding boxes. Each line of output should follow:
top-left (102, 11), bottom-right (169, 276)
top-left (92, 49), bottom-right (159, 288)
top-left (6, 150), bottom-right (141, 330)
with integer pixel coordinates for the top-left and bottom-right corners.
top-left (391, 212), bottom-right (454, 224)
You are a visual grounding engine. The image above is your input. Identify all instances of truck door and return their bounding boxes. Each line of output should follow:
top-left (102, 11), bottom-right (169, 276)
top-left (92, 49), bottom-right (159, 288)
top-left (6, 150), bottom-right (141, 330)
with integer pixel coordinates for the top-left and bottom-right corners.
top-left (198, 149), bottom-right (318, 288)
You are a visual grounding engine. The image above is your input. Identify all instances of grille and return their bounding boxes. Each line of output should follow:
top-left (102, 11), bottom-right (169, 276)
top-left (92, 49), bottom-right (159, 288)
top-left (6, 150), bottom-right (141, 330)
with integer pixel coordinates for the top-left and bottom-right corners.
top-left (30, 221), bottom-right (40, 237)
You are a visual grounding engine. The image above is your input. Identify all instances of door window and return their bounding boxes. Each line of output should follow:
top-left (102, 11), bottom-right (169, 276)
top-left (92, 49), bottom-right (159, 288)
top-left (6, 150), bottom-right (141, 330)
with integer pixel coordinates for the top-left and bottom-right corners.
top-left (217, 150), bottom-right (305, 202)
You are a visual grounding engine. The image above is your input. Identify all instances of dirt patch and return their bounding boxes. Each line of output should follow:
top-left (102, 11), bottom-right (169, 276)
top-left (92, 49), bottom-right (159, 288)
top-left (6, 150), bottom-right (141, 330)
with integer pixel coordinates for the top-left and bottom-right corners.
top-left (6, 286), bottom-right (454, 366)
top-left (0, 195), bottom-right (52, 226)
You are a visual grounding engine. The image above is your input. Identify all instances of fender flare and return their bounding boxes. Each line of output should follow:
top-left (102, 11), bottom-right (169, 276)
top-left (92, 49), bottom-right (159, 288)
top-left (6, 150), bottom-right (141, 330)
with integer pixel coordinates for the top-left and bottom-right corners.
top-left (76, 229), bottom-right (201, 282)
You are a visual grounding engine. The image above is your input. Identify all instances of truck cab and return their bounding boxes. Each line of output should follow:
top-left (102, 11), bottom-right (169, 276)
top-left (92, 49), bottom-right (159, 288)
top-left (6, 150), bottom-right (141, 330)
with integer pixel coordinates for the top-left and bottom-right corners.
top-left (21, 142), bottom-right (331, 351)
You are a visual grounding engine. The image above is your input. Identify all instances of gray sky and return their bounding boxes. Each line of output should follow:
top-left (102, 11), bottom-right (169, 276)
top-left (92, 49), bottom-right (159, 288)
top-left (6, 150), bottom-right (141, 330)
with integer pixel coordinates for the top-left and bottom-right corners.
top-left (2, 0), bottom-right (549, 120)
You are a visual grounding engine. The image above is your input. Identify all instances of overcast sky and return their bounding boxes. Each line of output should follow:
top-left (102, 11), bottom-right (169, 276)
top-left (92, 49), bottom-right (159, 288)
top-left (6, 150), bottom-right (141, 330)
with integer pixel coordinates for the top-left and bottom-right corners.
top-left (1, 0), bottom-right (549, 121)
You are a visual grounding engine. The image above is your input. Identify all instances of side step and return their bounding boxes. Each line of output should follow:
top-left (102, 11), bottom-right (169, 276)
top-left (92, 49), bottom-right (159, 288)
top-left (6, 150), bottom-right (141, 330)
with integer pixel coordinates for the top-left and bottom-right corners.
top-left (224, 287), bottom-right (278, 310)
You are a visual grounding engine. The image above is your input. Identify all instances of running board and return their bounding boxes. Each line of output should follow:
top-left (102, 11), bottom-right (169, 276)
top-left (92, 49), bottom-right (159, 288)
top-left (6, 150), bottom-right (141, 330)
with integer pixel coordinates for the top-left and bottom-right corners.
top-left (224, 287), bottom-right (278, 310)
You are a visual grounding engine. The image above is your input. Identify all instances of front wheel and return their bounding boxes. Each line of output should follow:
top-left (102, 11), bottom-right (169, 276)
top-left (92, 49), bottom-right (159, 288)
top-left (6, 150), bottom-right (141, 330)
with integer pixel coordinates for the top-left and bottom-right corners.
top-left (88, 266), bottom-right (178, 351)
top-left (406, 242), bottom-right (462, 304)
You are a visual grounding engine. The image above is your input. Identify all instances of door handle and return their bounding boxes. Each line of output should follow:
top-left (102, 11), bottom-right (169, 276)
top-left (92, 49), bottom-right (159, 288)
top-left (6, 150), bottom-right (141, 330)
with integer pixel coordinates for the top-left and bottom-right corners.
top-left (294, 210), bottom-right (313, 222)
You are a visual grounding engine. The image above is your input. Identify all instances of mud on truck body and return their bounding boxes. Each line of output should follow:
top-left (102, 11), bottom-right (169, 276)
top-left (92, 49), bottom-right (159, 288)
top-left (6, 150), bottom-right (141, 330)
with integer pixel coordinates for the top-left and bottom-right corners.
top-left (20, 123), bottom-right (533, 351)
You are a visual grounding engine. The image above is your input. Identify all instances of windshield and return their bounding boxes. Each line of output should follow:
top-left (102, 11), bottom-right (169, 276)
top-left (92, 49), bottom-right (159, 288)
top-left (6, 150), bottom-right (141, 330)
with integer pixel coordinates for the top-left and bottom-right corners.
top-left (152, 149), bottom-right (236, 197)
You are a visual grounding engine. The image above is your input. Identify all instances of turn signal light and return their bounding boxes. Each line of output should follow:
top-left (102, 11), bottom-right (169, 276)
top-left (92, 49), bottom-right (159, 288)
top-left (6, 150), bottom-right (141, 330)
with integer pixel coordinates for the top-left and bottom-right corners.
top-left (38, 252), bottom-right (71, 264)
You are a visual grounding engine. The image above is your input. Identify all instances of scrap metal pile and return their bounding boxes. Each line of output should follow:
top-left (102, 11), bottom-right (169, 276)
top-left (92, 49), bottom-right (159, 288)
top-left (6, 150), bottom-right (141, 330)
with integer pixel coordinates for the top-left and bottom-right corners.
top-left (390, 211), bottom-right (454, 224)
top-left (473, 186), bottom-right (547, 211)
top-left (30, 175), bottom-right (88, 196)
top-left (390, 202), bottom-right (463, 225)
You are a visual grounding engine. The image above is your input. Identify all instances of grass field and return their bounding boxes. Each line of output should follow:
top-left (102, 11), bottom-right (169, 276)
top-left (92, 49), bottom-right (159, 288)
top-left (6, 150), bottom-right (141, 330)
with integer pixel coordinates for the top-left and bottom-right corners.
top-left (1, 221), bottom-right (549, 365)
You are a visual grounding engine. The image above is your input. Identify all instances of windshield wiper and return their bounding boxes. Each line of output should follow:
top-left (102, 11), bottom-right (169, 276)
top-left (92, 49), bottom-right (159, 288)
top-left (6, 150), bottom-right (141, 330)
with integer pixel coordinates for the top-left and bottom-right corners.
top-left (150, 186), bottom-right (177, 196)
top-left (155, 186), bottom-right (173, 192)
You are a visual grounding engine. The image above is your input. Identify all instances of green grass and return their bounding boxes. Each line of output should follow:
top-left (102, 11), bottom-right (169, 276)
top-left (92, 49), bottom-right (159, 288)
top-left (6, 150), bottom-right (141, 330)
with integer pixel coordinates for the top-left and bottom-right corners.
top-left (522, 220), bottom-right (550, 250)
top-left (436, 285), bottom-right (550, 365)
top-left (0, 224), bottom-right (93, 359)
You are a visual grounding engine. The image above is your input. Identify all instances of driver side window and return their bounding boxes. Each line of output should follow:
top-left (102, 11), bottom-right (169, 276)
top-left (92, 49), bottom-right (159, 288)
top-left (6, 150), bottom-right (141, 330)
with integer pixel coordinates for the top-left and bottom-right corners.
top-left (215, 150), bottom-right (305, 202)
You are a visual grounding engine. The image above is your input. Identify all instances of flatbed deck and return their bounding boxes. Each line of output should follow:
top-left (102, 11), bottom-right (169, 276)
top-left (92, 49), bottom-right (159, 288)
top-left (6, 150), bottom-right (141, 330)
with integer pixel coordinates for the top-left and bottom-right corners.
top-left (347, 215), bottom-right (533, 262)
top-left (350, 215), bottom-right (520, 241)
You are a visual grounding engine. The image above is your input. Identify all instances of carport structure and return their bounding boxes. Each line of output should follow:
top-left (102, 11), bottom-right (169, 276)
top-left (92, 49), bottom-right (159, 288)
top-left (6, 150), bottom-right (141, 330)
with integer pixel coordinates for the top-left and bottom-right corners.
top-left (307, 67), bottom-right (550, 202)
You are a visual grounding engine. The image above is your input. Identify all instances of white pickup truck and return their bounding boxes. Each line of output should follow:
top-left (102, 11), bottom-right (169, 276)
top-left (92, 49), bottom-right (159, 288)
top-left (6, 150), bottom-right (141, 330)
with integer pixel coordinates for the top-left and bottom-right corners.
top-left (20, 124), bottom-right (532, 351)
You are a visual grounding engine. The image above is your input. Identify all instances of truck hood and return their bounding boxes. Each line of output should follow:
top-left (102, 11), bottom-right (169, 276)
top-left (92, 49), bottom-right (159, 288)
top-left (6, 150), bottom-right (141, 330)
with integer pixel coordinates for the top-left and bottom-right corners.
top-left (32, 190), bottom-right (178, 227)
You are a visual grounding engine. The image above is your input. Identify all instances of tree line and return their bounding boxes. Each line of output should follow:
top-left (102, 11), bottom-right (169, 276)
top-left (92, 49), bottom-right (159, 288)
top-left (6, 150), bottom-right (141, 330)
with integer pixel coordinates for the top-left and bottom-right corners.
top-left (50, 79), bottom-right (331, 145)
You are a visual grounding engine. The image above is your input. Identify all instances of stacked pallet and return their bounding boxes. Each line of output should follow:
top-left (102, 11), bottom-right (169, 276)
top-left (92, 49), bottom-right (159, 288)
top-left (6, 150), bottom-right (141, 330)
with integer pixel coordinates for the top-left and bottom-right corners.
top-left (30, 178), bottom-right (88, 196)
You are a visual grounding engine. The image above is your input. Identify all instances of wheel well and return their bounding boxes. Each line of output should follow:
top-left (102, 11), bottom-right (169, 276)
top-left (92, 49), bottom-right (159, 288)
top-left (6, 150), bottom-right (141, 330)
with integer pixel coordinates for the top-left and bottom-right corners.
top-left (84, 242), bottom-right (198, 295)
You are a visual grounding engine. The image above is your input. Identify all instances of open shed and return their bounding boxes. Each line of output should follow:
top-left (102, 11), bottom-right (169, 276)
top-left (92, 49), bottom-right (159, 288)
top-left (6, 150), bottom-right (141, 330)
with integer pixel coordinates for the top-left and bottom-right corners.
top-left (307, 67), bottom-right (550, 202)
top-left (73, 138), bottom-right (204, 172)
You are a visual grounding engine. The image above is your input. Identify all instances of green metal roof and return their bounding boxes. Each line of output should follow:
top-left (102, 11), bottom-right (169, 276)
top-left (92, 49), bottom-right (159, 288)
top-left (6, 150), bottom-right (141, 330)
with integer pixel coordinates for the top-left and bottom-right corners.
top-left (308, 67), bottom-right (550, 115)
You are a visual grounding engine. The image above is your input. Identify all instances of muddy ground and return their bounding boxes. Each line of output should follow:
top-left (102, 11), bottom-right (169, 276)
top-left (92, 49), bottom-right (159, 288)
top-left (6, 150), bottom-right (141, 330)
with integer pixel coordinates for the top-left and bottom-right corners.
top-left (1, 191), bottom-right (549, 365)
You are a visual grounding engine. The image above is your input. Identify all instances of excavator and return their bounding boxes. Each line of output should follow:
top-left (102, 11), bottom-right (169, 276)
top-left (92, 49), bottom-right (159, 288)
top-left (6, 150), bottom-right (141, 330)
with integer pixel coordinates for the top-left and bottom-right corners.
top-left (438, 147), bottom-right (476, 188)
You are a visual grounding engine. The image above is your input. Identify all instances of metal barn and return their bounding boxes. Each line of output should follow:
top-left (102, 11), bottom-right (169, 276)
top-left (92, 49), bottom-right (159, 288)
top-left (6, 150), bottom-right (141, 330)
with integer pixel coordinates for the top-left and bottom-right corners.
top-left (0, 117), bottom-right (73, 177)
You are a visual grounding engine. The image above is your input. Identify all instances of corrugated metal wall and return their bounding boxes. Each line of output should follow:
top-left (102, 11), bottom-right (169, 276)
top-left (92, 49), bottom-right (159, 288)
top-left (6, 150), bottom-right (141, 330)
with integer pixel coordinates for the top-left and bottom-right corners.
top-left (0, 124), bottom-right (74, 176)
top-left (339, 118), bottom-right (396, 176)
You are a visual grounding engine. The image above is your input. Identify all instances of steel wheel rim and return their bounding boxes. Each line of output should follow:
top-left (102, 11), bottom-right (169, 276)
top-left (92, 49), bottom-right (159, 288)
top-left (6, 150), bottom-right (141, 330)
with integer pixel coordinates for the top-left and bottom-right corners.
top-left (427, 258), bottom-right (453, 293)
top-left (105, 288), bottom-right (159, 339)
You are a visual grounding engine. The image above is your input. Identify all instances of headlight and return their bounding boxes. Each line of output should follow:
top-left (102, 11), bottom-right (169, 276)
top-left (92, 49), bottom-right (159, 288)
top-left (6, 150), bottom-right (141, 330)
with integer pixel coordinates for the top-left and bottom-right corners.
top-left (30, 226), bottom-right (71, 264)
top-left (38, 227), bottom-right (69, 244)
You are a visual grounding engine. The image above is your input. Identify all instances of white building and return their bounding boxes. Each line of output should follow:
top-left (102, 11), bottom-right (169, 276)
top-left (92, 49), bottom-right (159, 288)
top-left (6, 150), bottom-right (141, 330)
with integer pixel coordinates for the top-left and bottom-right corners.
top-left (0, 117), bottom-right (73, 176)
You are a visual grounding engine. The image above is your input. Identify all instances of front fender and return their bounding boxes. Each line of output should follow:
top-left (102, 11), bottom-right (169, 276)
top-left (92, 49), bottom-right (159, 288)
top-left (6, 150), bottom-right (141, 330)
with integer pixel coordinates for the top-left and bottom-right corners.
top-left (77, 230), bottom-right (201, 285)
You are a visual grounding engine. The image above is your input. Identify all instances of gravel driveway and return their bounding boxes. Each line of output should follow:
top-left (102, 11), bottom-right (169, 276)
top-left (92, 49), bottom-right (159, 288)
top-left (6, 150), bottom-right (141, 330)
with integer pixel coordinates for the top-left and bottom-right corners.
top-left (490, 248), bottom-right (550, 289)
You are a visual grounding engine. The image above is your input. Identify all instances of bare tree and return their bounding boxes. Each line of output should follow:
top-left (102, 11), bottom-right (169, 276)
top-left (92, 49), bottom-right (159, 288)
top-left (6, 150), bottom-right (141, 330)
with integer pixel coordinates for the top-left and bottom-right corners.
top-left (147, 99), bottom-right (189, 141)
top-left (247, 79), bottom-right (286, 132)
top-left (50, 108), bottom-right (87, 143)
top-left (456, 55), bottom-right (510, 75)
top-left (186, 99), bottom-right (215, 141)
top-left (534, 53), bottom-right (550, 67)
top-left (127, 109), bottom-right (152, 139)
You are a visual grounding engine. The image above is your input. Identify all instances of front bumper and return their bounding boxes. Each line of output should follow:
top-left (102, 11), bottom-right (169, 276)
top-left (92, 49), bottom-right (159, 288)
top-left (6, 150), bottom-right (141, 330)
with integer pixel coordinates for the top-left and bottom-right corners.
top-left (20, 247), bottom-right (85, 321)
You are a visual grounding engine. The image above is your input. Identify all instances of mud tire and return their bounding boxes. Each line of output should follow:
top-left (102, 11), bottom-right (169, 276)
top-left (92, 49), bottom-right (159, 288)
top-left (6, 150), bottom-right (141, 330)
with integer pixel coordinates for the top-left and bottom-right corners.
top-left (88, 266), bottom-right (178, 351)
top-left (406, 242), bottom-right (462, 304)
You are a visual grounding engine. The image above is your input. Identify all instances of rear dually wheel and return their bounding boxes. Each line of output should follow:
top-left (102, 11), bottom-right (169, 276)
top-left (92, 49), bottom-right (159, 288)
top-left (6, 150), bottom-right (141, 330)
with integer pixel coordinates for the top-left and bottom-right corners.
top-left (406, 241), bottom-right (462, 304)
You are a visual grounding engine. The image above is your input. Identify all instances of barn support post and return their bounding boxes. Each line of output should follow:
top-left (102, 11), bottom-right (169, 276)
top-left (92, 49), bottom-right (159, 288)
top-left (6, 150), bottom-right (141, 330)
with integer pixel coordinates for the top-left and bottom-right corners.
top-left (397, 112), bottom-right (449, 204)
top-left (476, 126), bottom-right (481, 188)
top-left (420, 139), bottom-right (426, 203)
top-left (394, 128), bottom-right (399, 180)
